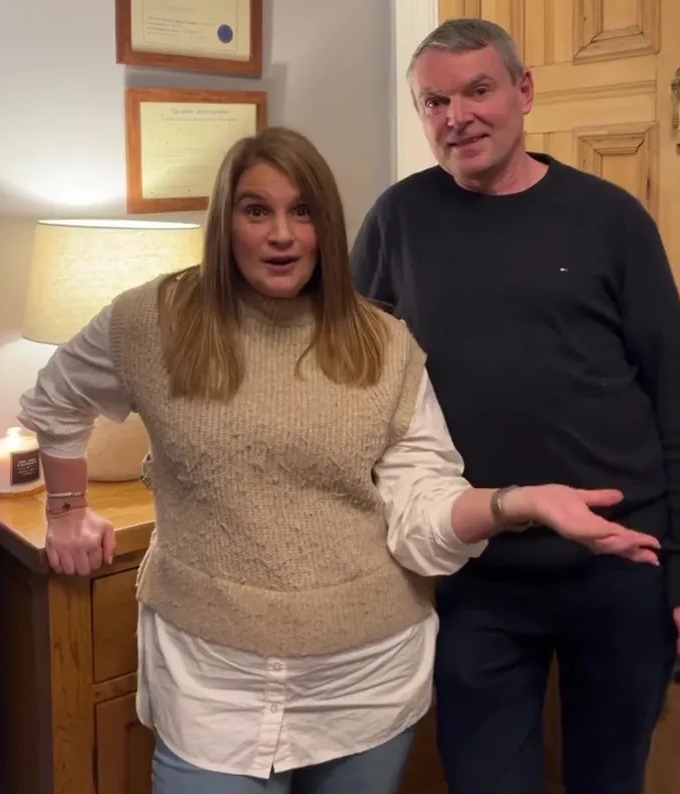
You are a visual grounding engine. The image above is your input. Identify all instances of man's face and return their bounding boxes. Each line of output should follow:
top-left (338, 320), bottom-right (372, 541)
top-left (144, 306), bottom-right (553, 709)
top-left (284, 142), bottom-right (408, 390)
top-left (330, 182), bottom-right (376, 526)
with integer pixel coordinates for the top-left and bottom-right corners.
top-left (410, 45), bottom-right (533, 184)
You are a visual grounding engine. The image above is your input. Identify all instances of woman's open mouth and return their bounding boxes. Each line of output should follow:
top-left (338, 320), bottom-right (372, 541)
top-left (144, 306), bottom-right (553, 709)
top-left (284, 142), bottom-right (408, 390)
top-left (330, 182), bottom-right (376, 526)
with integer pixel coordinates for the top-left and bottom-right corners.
top-left (263, 256), bottom-right (298, 268)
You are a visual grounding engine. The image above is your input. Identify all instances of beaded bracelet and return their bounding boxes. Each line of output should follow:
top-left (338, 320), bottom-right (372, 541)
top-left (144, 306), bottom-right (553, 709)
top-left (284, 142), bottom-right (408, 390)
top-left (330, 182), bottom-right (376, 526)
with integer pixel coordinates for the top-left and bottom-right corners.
top-left (45, 491), bottom-right (88, 517)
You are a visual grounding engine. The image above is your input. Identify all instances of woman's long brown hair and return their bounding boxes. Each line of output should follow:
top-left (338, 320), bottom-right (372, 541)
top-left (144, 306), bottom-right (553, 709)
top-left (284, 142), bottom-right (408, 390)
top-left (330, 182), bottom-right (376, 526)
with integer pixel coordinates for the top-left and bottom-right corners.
top-left (158, 126), bottom-right (388, 400)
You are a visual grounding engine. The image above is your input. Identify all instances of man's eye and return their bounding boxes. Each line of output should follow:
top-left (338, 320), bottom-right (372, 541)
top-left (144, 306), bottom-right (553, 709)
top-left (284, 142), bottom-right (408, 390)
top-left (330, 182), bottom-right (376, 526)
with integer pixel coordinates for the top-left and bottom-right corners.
top-left (425, 96), bottom-right (446, 109)
top-left (472, 86), bottom-right (489, 97)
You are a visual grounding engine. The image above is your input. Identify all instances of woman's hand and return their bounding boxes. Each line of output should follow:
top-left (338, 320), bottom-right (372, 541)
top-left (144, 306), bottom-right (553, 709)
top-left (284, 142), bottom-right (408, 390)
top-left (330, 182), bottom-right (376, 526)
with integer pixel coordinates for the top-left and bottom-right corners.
top-left (503, 485), bottom-right (660, 565)
top-left (45, 508), bottom-right (116, 575)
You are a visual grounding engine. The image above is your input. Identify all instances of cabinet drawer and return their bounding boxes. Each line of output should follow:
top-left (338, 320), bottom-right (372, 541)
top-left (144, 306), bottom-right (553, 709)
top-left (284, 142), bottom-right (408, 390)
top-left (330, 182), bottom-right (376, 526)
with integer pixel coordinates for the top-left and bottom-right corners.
top-left (96, 693), bottom-right (154, 794)
top-left (92, 568), bottom-right (139, 682)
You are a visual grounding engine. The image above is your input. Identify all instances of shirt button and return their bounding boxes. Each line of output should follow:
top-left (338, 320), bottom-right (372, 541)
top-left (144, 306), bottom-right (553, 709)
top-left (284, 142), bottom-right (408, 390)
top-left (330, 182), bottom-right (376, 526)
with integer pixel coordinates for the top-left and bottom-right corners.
top-left (269, 704), bottom-right (279, 714)
top-left (271, 662), bottom-right (282, 671)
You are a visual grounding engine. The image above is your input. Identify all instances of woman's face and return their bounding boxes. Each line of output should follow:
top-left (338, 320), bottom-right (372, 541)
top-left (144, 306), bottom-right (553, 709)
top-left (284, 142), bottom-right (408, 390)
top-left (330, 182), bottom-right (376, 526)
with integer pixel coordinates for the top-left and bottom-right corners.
top-left (231, 162), bottom-right (318, 299)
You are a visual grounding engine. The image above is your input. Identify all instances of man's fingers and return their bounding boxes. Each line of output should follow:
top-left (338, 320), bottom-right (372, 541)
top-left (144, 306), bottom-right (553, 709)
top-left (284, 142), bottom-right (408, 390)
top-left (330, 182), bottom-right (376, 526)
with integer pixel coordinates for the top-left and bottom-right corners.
top-left (673, 609), bottom-right (680, 655)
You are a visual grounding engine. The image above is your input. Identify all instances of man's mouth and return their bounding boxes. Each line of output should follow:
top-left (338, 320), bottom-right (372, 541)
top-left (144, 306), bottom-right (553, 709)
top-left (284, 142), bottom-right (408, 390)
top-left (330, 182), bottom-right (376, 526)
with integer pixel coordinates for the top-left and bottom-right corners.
top-left (450, 134), bottom-right (487, 147)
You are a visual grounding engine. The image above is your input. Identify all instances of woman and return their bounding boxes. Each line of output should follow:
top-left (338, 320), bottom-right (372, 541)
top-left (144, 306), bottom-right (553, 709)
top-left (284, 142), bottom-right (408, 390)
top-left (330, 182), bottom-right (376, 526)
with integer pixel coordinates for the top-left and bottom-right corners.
top-left (19, 127), bottom-right (658, 794)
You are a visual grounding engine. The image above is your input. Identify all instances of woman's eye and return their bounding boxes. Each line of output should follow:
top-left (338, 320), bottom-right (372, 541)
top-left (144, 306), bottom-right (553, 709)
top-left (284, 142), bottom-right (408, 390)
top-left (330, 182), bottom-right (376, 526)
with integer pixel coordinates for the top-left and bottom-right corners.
top-left (244, 205), bottom-right (268, 217)
top-left (292, 204), bottom-right (310, 218)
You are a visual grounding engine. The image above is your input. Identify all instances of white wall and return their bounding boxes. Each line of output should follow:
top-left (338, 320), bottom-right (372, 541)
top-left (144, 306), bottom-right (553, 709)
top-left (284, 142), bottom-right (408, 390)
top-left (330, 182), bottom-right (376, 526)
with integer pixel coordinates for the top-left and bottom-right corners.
top-left (0, 0), bottom-right (393, 430)
top-left (393, 0), bottom-right (437, 180)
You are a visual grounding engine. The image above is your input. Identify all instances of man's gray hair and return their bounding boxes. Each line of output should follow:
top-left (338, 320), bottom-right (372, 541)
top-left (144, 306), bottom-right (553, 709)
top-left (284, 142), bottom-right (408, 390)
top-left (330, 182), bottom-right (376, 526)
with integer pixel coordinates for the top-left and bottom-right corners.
top-left (408, 18), bottom-right (524, 82)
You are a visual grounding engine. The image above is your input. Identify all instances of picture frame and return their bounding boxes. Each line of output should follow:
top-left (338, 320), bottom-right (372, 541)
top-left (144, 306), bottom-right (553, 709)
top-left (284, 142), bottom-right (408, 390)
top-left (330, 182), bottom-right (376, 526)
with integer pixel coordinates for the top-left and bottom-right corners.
top-left (115, 0), bottom-right (263, 77)
top-left (125, 86), bottom-right (267, 214)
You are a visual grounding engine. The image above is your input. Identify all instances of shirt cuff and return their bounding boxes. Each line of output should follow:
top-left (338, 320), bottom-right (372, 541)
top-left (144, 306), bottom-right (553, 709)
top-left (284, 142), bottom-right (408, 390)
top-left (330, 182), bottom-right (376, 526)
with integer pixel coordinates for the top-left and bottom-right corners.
top-left (431, 493), bottom-right (488, 560)
top-left (35, 429), bottom-right (90, 459)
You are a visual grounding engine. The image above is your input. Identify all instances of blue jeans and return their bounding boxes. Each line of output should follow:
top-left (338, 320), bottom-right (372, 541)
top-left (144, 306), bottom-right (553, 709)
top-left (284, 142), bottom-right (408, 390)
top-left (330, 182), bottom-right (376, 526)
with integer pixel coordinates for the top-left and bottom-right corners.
top-left (152, 728), bottom-right (415, 794)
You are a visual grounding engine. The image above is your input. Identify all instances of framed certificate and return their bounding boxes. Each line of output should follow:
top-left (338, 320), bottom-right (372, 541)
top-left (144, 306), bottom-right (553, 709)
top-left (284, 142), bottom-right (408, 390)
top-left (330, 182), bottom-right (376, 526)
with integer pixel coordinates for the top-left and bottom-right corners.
top-left (125, 86), bottom-right (267, 214)
top-left (116, 0), bottom-right (263, 76)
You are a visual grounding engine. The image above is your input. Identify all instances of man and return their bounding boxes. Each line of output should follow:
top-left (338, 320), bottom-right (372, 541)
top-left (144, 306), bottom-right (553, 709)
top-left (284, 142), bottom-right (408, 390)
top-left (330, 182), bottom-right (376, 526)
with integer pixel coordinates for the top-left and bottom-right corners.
top-left (350, 17), bottom-right (680, 794)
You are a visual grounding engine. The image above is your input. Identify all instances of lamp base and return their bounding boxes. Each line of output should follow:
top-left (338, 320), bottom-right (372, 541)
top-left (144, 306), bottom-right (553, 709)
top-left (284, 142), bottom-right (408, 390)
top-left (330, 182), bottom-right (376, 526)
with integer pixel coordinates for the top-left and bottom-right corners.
top-left (87, 414), bottom-right (149, 482)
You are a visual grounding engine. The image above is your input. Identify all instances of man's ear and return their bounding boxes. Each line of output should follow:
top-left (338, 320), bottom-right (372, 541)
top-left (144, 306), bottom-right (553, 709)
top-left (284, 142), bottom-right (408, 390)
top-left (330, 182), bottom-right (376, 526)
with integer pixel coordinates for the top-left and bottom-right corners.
top-left (518, 68), bottom-right (534, 115)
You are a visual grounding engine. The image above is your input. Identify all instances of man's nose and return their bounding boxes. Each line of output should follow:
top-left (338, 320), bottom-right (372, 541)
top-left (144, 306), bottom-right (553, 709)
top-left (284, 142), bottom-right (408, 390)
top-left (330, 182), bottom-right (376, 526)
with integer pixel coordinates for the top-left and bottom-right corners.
top-left (445, 95), bottom-right (473, 127)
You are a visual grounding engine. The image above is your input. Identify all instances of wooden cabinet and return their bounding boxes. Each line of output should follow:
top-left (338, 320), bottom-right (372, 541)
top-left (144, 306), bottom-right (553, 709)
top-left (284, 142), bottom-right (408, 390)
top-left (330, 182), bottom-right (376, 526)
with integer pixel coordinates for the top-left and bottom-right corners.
top-left (0, 482), bottom-right (154, 794)
top-left (0, 481), bottom-right (449, 794)
top-left (1, 482), bottom-right (676, 793)
top-left (95, 693), bottom-right (154, 794)
top-left (647, 684), bottom-right (680, 794)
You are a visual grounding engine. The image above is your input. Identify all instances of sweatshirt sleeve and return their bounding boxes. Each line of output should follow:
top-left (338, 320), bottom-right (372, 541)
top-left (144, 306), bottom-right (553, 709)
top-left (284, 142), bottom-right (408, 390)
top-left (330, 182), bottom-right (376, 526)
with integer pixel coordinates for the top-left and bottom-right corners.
top-left (350, 203), bottom-right (396, 311)
top-left (18, 304), bottom-right (132, 458)
top-left (617, 196), bottom-right (680, 606)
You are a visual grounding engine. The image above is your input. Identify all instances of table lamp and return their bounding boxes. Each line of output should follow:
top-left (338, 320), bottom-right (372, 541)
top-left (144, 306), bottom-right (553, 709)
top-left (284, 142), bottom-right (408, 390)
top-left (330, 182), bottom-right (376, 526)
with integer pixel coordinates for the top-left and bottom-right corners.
top-left (21, 219), bottom-right (204, 482)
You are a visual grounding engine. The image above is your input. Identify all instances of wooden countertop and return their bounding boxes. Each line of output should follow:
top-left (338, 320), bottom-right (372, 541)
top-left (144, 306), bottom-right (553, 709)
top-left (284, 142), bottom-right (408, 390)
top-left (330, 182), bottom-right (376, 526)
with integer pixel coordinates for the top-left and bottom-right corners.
top-left (0, 481), bottom-right (154, 573)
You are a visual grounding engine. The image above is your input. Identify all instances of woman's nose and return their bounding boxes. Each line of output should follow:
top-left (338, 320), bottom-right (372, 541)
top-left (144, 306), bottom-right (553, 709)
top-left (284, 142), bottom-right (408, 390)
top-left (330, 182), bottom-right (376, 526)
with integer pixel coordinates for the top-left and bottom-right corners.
top-left (268, 214), bottom-right (294, 245)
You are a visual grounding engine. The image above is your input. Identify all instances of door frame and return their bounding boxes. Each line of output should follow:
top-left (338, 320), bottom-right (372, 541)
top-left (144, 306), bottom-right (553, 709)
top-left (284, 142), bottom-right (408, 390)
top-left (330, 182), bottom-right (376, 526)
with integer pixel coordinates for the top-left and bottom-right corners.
top-left (392, 0), bottom-right (438, 181)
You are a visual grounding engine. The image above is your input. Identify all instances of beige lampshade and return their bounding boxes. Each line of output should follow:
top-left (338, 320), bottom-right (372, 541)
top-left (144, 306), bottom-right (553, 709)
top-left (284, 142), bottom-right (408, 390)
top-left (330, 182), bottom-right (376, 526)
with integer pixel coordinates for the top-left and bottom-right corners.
top-left (22, 219), bottom-right (204, 481)
top-left (23, 219), bottom-right (204, 344)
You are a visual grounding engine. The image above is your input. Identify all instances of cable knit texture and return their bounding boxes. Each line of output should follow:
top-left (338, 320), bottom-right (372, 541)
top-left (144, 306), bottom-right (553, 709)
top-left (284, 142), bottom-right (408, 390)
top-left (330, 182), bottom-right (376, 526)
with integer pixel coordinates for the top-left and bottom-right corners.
top-left (109, 278), bottom-right (432, 656)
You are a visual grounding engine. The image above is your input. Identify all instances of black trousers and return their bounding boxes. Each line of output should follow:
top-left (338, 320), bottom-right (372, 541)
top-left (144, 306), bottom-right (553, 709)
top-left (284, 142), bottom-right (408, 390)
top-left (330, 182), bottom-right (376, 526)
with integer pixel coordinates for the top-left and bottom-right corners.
top-left (434, 556), bottom-right (676, 794)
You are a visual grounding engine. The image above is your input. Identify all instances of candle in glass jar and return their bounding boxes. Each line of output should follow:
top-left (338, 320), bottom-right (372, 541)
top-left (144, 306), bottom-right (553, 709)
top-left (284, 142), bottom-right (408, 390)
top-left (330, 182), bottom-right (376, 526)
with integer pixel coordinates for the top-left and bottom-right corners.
top-left (0, 427), bottom-right (44, 496)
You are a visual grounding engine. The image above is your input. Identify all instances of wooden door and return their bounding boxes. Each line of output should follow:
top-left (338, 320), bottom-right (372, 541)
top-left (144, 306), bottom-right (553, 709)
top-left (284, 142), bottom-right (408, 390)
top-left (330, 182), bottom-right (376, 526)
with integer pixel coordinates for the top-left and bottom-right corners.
top-left (646, 667), bottom-right (680, 794)
top-left (435, 2), bottom-right (680, 793)
top-left (96, 693), bottom-right (154, 794)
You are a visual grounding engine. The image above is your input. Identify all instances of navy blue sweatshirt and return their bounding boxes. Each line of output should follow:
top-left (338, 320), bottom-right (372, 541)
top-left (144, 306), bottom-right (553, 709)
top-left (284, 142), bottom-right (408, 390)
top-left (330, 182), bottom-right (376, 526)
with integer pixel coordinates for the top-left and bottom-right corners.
top-left (351, 155), bottom-right (680, 606)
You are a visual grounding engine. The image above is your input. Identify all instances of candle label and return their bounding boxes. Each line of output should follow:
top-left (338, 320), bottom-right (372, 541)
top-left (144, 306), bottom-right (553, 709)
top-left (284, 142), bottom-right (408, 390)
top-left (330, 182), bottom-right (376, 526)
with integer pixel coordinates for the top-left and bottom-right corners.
top-left (10, 449), bottom-right (41, 486)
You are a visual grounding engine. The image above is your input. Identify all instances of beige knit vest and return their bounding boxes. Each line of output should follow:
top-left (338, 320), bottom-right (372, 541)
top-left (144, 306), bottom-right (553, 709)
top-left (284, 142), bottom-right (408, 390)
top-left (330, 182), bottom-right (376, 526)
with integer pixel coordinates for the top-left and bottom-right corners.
top-left (109, 278), bottom-right (433, 657)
